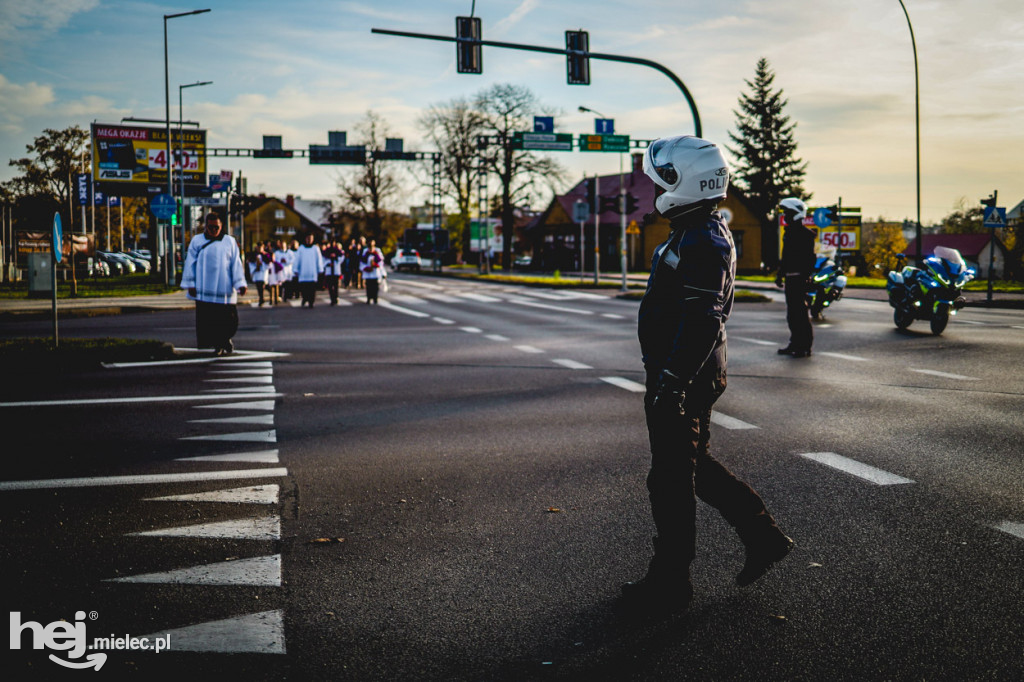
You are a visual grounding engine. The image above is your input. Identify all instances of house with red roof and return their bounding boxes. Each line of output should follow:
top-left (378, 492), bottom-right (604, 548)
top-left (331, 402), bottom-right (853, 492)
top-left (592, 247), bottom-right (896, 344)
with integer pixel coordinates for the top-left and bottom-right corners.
top-left (523, 154), bottom-right (769, 273)
top-left (903, 233), bottom-right (1007, 278)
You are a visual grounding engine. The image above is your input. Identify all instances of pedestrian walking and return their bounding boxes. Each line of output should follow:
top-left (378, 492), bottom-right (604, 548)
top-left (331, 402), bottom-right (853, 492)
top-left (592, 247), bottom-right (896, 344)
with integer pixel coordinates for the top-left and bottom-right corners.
top-left (247, 243), bottom-right (268, 306)
top-left (360, 238), bottom-right (384, 304)
top-left (622, 135), bottom-right (793, 617)
top-left (294, 231), bottom-right (325, 307)
top-left (264, 245), bottom-right (282, 306)
top-left (322, 238), bottom-right (344, 305)
top-left (775, 197), bottom-right (816, 357)
top-left (273, 240), bottom-right (294, 301)
top-left (181, 211), bottom-right (247, 356)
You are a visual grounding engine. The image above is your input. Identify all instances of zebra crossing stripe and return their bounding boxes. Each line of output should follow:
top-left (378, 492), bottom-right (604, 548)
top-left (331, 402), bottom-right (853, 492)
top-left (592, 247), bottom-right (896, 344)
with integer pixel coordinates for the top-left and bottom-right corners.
top-left (189, 414), bottom-right (275, 426)
top-left (140, 610), bottom-right (286, 654)
top-left (175, 449), bottom-right (279, 464)
top-left (799, 452), bottom-right (914, 486)
top-left (145, 484), bottom-right (280, 504)
top-left (180, 430), bottom-right (277, 443)
top-left (198, 400), bottom-right (276, 411)
top-left (129, 516), bottom-right (280, 540)
top-left (0, 468), bottom-right (289, 491)
top-left (105, 554), bottom-right (281, 587)
top-left (204, 376), bottom-right (274, 384)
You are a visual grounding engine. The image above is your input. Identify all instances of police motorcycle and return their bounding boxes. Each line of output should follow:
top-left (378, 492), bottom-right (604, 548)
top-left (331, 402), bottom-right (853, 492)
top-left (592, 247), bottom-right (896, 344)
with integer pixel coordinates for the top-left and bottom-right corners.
top-left (806, 248), bottom-right (847, 319)
top-left (886, 246), bottom-right (975, 335)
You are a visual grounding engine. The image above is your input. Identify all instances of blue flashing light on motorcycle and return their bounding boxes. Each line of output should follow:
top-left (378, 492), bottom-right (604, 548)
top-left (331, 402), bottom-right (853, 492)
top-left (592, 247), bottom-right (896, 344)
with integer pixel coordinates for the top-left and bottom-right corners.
top-left (886, 246), bottom-right (975, 335)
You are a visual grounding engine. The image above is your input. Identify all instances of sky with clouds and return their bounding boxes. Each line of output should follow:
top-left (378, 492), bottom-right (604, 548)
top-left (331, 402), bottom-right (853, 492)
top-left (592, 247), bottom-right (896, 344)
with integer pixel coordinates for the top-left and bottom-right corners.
top-left (1, 0), bottom-right (1021, 223)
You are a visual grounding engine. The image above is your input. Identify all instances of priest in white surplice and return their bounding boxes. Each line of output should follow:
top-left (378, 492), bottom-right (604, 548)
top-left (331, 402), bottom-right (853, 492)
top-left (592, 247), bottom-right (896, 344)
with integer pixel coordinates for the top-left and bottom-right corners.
top-left (294, 231), bottom-right (325, 307)
top-left (181, 211), bottom-right (247, 355)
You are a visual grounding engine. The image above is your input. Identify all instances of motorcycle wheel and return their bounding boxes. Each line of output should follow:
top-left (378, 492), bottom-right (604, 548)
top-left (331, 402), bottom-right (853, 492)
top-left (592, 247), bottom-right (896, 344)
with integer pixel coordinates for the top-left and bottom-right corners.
top-left (894, 306), bottom-right (914, 330)
top-left (930, 310), bottom-right (949, 335)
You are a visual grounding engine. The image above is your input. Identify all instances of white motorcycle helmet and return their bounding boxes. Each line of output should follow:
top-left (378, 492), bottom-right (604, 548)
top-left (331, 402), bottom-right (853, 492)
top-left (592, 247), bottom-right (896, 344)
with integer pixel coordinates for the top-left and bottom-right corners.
top-left (643, 135), bottom-right (729, 216)
top-left (779, 197), bottom-right (807, 221)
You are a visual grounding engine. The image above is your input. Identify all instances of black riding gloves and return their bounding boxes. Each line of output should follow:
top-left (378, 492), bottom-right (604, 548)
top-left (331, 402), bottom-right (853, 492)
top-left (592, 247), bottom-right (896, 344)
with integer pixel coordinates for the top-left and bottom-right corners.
top-left (651, 369), bottom-right (687, 415)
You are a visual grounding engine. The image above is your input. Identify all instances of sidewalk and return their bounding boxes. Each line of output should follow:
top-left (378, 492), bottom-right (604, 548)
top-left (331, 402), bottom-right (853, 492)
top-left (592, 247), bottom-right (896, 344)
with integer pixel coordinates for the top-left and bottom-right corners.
top-left (0, 290), bottom-right (196, 319)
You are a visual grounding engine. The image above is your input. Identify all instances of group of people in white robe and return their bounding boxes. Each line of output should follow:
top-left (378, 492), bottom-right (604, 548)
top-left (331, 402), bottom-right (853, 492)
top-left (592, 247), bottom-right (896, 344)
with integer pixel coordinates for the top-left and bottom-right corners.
top-left (245, 235), bottom-right (387, 307)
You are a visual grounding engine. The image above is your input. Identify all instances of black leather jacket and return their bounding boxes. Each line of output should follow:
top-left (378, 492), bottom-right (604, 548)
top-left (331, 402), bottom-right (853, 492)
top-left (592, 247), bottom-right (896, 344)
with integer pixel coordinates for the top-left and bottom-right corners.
top-left (779, 217), bottom-right (817, 277)
top-left (638, 208), bottom-right (735, 387)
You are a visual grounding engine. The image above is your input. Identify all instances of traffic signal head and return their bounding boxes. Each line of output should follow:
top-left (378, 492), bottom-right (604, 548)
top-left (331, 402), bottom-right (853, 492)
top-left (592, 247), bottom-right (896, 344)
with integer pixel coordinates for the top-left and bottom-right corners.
top-left (456, 16), bottom-right (482, 74)
top-left (565, 30), bottom-right (590, 85)
top-left (981, 193), bottom-right (997, 208)
top-left (585, 177), bottom-right (597, 213)
top-left (825, 205), bottom-right (839, 222)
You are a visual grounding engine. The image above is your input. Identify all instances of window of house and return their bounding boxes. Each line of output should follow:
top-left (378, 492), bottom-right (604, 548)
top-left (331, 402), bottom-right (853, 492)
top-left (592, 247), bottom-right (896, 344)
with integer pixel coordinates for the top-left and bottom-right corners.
top-left (733, 231), bottom-right (744, 259)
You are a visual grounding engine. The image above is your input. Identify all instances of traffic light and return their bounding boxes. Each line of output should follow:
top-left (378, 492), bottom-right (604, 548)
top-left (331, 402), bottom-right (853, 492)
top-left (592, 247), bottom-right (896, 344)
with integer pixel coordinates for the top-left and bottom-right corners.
top-left (456, 16), bottom-right (482, 74)
top-left (565, 30), bottom-right (590, 85)
top-left (824, 205), bottom-right (839, 223)
top-left (981, 193), bottom-right (997, 208)
top-left (585, 177), bottom-right (597, 213)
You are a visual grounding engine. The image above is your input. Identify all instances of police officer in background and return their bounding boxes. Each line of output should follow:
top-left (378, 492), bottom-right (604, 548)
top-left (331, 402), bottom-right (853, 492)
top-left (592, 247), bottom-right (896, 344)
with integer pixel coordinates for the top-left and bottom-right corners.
top-left (776, 197), bottom-right (816, 357)
top-left (622, 135), bottom-right (794, 616)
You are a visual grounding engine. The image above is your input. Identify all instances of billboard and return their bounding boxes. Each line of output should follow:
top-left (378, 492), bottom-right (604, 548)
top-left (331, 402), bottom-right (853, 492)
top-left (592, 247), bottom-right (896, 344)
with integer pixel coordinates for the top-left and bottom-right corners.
top-left (91, 123), bottom-right (207, 197)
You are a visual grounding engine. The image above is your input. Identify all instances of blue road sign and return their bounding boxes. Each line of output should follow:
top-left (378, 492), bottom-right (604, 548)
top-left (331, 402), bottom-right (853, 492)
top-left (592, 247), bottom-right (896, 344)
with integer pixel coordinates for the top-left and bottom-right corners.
top-left (150, 193), bottom-right (177, 220)
top-left (572, 200), bottom-right (590, 223)
top-left (533, 116), bottom-right (554, 133)
top-left (52, 212), bottom-right (62, 263)
top-left (983, 206), bottom-right (1007, 228)
top-left (76, 173), bottom-right (91, 206)
top-left (813, 207), bottom-right (833, 228)
top-left (595, 118), bottom-right (614, 134)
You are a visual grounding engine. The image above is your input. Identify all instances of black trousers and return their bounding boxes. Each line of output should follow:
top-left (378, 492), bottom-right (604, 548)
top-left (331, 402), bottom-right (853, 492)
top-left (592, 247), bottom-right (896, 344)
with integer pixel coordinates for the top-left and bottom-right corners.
top-left (784, 275), bottom-right (814, 351)
top-left (254, 281), bottom-right (265, 305)
top-left (300, 281), bottom-right (318, 307)
top-left (365, 278), bottom-right (379, 303)
top-left (325, 276), bottom-right (339, 304)
top-left (195, 301), bottom-right (238, 351)
top-left (644, 365), bottom-right (777, 569)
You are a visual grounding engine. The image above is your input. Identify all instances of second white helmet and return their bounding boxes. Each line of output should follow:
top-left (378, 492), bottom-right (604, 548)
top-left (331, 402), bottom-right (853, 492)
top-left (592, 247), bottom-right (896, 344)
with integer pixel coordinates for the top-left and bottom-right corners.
top-left (779, 197), bottom-right (807, 221)
top-left (643, 135), bottom-right (729, 216)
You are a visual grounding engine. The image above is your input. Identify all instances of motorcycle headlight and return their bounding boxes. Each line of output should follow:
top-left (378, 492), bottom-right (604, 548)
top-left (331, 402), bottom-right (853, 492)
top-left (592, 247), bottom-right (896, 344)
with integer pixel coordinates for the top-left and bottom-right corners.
top-left (814, 273), bottom-right (828, 282)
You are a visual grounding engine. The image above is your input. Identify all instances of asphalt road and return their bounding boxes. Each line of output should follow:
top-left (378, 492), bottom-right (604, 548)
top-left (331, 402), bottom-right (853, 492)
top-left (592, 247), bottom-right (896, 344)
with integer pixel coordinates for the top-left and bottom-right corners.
top-left (2, 275), bottom-right (1022, 680)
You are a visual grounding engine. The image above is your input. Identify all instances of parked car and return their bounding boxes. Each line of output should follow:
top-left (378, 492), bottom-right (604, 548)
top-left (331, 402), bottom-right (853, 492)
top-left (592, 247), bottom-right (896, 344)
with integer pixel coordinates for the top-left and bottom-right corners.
top-left (95, 251), bottom-right (126, 275)
top-left (121, 252), bottom-right (151, 273)
top-left (391, 248), bottom-right (422, 272)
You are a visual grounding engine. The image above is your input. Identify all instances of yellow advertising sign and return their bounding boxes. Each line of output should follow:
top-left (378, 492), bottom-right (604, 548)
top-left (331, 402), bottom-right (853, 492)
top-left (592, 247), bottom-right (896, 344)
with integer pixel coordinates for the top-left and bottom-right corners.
top-left (91, 123), bottom-right (206, 195)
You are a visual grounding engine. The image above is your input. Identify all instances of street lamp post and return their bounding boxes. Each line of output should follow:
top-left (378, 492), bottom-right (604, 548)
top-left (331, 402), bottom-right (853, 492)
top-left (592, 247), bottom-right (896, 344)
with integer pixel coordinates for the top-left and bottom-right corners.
top-left (896, 0), bottom-right (921, 265)
top-left (164, 8), bottom-right (210, 284)
top-left (179, 79), bottom-right (212, 275)
top-left (579, 105), bottom-right (629, 291)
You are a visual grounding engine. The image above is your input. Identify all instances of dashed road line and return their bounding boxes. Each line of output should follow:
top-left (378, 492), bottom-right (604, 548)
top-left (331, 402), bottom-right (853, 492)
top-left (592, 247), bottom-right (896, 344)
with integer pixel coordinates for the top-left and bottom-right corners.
top-left (733, 336), bottom-right (777, 346)
top-left (910, 368), bottom-right (980, 381)
top-left (433, 317), bottom-right (455, 324)
top-left (506, 296), bottom-right (594, 316)
top-left (551, 358), bottom-right (592, 370)
top-left (461, 326), bottom-right (483, 333)
top-left (710, 412), bottom-right (759, 430)
top-left (799, 452), bottom-right (914, 485)
top-left (485, 334), bottom-right (510, 342)
top-left (818, 351), bottom-right (869, 362)
top-left (602, 313), bottom-right (625, 320)
top-left (459, 292), bottom-right (503, 302)
top-left (378, 301), bottom-right (430, 318)
top-left (0, 468), bottom-right (289, 491)
top-left (514, 345), bottom-right (545, 354)
top-left (600, 376), bottom-right (645, 392)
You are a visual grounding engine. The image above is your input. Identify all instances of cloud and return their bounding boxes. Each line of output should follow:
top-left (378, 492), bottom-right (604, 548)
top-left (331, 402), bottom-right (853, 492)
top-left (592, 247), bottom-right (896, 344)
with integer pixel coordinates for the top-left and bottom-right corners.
top-left (0, 0), bottom-right (100, 58)
top-left (0, 74), bottom-right (56, 132)
top-left (492, 0), bottom-right (540, 36)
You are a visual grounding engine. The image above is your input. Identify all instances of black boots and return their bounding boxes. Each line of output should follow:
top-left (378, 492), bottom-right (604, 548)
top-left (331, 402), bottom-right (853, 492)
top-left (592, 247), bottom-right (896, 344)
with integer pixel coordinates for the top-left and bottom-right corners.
top-left (736, 528), bottom-right (795, 587)
top-left (620, 539), bottom-right (693, 616)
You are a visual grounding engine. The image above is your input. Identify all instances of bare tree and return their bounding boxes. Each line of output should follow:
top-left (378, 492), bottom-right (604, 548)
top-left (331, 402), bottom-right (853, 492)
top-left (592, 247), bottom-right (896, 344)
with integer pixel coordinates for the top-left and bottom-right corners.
top-left (418, 96), bottom-right (488, 257)
top-left (337, 111), bottom-right (409, 249)
top-left (475, 83), bottom-right (567, 268)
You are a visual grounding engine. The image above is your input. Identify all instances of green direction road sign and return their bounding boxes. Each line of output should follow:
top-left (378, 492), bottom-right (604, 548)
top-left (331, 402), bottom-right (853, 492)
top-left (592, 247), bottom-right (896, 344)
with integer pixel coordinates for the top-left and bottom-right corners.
top-left (512, 132), bottom-right (573, 151)
top-left (579, 134), bottom-right (631, 152)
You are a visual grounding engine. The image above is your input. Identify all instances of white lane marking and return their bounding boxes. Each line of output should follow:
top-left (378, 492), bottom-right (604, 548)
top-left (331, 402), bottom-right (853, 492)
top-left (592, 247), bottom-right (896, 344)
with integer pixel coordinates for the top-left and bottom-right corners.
top-left (433, 317), bottom-right (455, 324)
top-left (145, 484), bottom-right (280, 504)
top-left (197, 400), bottom-right (275, 411)
top-left (423, 293), bottom-right (464, 303)
top-left (461, 326), bottom-right (483, 333)
top-left (733, 336), bottom-right (778, 347)
top-left (378, 301), bottom-right (431, 318)
top-left (710, 412), bottom-right (759, 430)
top-left (288, 300), bottom-right (302, 307)
top-left (514, 345), bottom-right (544, 354)
top-left (389, 294), bottom-right (426, 305)
top-left (1011, 325), bottom-right (1024, 331)
top-left (601, 376), bottom-right (646, 393)
top-left (552, 358), bottom-right (592, 370)
top-left (190, 414), bottom-right (275, 426)
top-left (0, 468), bottom-right (289, 491)
top-left (176, 450), bottom-right (280, 464)
top-left (459, 292), bottom-right (503, 302)
top-left (818, 352), bottom-right (869, 362)
top-left (910, 368), bottom-right (980, 381)
top-left (486, 334), bottom-right (510, 342)
top-left (799, 452), bottom-right (914, 485)
top-left (107, 554), bottom-right (281, 587)
top-left (602, 313), bottom-right (625, 320)
top-left (0, 393), bottom-right (282, 408)
top-left (995, 521), bottom-right (1024, 541)
top-left (210, 368), bottom-right (274, 375)
top-left (102, 350), bottom-right (288, 369)
top-left (955, 320), bottom-right (985, 325)
top-left (205, 375), bottom-right (274, 384)
top-left (130, 516), bottom-right (280, 540)
top-left (203, 385), bottom-right (278, 393)
top-left (141, 610), bottom-right (285, 655)
top-left (393, 279), bottom-right (445, 290)
top-left (180, 430), bottom-right (277, 443)
top-left (506, 296), bottom-right (594, 316)
top-left (214, 361), bottom-right (273, 369)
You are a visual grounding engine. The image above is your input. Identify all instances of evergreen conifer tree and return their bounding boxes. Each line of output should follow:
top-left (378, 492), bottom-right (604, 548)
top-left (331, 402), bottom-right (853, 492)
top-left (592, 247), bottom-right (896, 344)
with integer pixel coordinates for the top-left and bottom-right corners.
top-left (727, 58), bottom-right (809, 230)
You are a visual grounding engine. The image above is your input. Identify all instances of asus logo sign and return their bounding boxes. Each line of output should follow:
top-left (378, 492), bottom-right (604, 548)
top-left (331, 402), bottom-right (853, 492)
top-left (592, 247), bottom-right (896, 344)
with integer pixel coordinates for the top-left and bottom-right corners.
top-left (100, 170), bottom-right (132, 180)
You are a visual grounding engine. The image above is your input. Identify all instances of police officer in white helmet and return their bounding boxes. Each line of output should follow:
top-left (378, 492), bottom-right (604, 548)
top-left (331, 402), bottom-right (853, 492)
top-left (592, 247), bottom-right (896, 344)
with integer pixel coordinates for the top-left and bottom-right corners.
top-left (623, 135), bottom-right (794, 616)
top-left (776, 197), bottom-right (816, 357)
